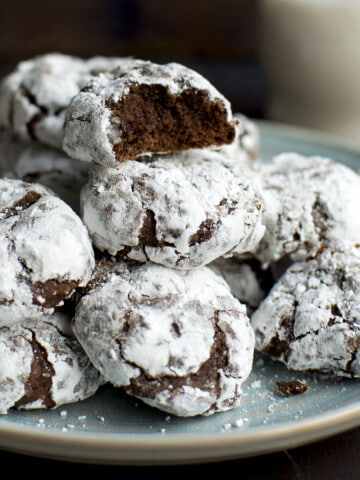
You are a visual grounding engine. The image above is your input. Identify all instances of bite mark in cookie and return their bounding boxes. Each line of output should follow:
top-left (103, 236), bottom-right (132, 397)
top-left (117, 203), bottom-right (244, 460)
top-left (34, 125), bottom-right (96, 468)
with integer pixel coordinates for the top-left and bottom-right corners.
top-left (63, 60), bottom-right (235, 165)
top-left (107, 84), bottom-right (235, 162)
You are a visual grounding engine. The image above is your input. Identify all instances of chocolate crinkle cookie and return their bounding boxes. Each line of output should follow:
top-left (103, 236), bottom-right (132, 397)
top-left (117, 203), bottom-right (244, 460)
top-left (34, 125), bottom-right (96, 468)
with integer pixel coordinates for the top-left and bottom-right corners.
top-left (254, 153), bottom-right (360, 267)
top-left (80, 149), bottom-right (265, 269)
top-left (0, 312), bottom-right (104, 414)
top-left (0, 130), bottom-right (90, 214)
top-left (251, 244), bottom-right (360, 377)
top-left (0, 53), bottom-right (129, 150)
top-left (73, 259), bottom-right (255, 417)
top-left (63, 60), bottom-right (236, 165)
top-left (0, 178), bottom-right (94, 326)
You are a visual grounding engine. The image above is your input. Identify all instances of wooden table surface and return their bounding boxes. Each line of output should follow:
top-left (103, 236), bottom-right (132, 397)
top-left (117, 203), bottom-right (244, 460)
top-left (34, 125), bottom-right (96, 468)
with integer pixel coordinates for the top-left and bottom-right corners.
top-left (1, 426), bottom-right (360, 479)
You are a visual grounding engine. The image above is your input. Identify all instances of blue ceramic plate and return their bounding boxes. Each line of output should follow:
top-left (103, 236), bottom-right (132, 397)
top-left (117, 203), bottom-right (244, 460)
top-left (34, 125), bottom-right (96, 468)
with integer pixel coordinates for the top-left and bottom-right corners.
top-left (1, 121), bottom-right (360, 465)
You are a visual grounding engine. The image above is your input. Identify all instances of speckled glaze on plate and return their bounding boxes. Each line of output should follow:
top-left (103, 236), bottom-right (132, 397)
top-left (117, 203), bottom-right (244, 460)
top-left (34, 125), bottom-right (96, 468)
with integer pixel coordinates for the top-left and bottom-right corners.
top-left (1, 121), bottom-right (360, 465)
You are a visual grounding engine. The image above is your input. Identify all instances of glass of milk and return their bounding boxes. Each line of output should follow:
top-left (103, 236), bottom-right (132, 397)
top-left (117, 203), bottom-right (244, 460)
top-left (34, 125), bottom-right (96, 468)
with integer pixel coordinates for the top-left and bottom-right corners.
top-left (259, 0), bottom-right (360, 144)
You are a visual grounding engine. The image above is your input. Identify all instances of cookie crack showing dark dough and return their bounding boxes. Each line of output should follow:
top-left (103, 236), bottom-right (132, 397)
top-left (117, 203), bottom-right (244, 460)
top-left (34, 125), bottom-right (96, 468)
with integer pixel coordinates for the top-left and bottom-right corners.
top-left (125, 315), bottom-right (228, 401)
top-left (327, 303), bottom-right (343, 326)
top-left (312, 196), bottom-right (330, 241)
top-left (14, 330), bottom-right (55, 409)
top-left (127, 179), bottom-right (176, 254)
top-left (218, 197), bottom-right (237, 215)
top-left (20, 85), bottom-right (49, 114)
top-left (139, 209), bottom-right (159, 247)
top-left (27, 112), bottom-right (46, 141)
top-left (136, 208), bottom-right (175, 252)
top-left (106, 84), bottom-right (235, 161)
top-left (1, 190), bottom-right (42, 220)
top-left (344, 332), bottom-right (360, 374)
top-left (8, 94), bottom-right (16, 127)
top-left (265, 302), bottom-right (298, 360)
top-left (20, 86), bottom-right (49, 141)
top-left (32, 278), bottom-right (79, 308)
top-left (264, 335), bottom-right (291, 360)
top-left (188, 218), bottom-right (217, 246)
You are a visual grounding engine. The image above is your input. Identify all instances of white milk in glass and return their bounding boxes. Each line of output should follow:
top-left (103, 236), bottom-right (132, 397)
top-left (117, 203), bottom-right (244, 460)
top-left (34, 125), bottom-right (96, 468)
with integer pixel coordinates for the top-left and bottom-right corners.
top-left (259, 0), bottom-right (360, 144)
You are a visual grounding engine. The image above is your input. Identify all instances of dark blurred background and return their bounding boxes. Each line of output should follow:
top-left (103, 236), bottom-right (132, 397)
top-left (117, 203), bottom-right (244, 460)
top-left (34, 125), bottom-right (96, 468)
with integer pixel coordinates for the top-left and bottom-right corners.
top-left (0, 0), bottom-right (266, 118)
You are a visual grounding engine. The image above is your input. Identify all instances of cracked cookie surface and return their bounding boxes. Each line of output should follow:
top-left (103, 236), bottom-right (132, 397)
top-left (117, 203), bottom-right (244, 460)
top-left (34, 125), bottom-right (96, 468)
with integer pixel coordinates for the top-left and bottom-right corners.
top-left (80, 149), bottom-right (264, 269)
top-left (0, 53), bottom-right (128, 149)
top-left (254, 153), bottom-right (360, 266)
top-left (0, 312), bottom-right (104, 414)
top-left (251, 245), bottom-right (360, 377)
top-left (73, 259), bottom-right (255, 417)
top-left (0, 178), bottom-right (94, 325)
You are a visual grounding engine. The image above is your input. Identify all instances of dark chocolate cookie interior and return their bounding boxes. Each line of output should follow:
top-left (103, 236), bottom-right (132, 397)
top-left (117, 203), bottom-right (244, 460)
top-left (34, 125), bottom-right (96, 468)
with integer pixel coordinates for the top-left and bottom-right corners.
top-left (106, 85), bottom-right (235, 161)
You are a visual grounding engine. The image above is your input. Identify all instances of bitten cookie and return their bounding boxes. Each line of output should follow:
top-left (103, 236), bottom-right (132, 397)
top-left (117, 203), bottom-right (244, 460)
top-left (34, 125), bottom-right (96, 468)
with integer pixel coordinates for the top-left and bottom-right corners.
top-left (63, 60), bottom-right (236, 165)
top-left (73, 259), bottom-right (255, 417)
top-left (0, 178), bottom-right (94, 325)
top-left (254, 153), bottom-right (360, 266)
top-left (0, 131), bottom-right (90, 213)
top-left (0, 53), bottom-right (128, 150)
top-left (0, 312), bottom-right (104, 414)
top-left (251, 245), bottom-right (360, 377)
top-left (80, 149), bottom-right (265, 269)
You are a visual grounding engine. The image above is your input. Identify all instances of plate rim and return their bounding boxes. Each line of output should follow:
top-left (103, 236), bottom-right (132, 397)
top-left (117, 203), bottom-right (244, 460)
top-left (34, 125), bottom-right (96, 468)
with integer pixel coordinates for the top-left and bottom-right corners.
top-left (1, 400), bottom-right (360, 465)
top-left (257, 119), bottom-right (360, 155)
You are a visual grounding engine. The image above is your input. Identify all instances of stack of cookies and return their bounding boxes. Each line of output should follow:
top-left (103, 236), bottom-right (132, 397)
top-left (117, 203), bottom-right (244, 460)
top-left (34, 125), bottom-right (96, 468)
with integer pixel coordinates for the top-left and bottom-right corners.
top-left (62, 58), bottom-right (268, 417)
top-left (0, 54), bottom-right (265, 417)
top-left (2, 53), bottom-right (360, 418)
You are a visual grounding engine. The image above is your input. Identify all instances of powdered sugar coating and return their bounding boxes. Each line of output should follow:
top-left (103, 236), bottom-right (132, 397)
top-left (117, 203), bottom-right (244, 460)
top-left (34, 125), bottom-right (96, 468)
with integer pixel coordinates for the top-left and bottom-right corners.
top-left (73, 259), bottom-right (255, 417)
top-left (0, 131), bottom-right (90, 213)
top-left (251, 245), bottom-right (360, 377)
top-left (63, 60), bottom-right (234, 166)
top-left (0, 178), bottom-right (95, 325)
top-left (253, 153), bottom-right (360, 266)
top-left (0, 53), bottom-right (129, 150)
top-left (209, 257), bottom-right (271, 314)
top-left (81, 149), bottom-right (264, 269)
top-left (218, 113), bottom-right (260, 163)
top-left (0, 312), bottom-right (104, 414)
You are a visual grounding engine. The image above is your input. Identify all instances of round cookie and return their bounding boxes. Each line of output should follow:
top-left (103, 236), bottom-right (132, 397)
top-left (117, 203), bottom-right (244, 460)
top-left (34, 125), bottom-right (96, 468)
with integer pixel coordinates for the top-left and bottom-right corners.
top-left (0, 53), bottom-right (128, 150)
top-left (251, 245), bottom-right (360, 377)
top-left (80, 149), bottom-right (265, 269)
top-left (0, 178), bottom-right (95, 326)
top-left (254, 153), bottom-right (360, 266)
top-left (0, 312), bottom-right (104, 414)
top-left (63, 60), bottom-right (236, 165)
top-left (73, 259), bottom-right (255, 417)
top-left (0, 131), bottom-right (90, 213)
